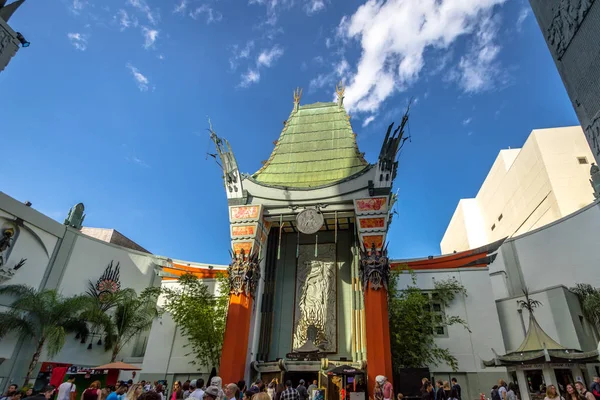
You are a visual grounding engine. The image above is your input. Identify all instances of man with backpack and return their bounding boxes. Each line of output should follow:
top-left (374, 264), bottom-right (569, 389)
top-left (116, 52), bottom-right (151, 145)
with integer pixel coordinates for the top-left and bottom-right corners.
top-left (56, 376), bottom-right (77, 400)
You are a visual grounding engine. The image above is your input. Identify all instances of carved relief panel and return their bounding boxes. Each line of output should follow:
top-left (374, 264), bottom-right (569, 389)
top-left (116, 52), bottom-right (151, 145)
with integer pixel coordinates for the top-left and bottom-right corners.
top-left (292, 244), bottom-right (337, 353)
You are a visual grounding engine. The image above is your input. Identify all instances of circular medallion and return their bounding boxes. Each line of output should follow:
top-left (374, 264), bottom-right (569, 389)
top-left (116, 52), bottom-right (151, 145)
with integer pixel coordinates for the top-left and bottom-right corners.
top-left (296, 208), bottom-right (324, 234)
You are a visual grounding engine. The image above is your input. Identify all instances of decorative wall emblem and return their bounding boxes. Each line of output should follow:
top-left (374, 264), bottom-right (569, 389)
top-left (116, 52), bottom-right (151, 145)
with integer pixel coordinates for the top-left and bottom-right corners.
top-left (231, 225), bottom-right (257, 238)
top-left (228, 249), bottom-right (260, 297)
top-left (359, 243), bottom-right (390, 291)
top-left (230, 205), bottom-right (260, 222)
top-left (354, 197), bottom-right (388, 214)
top-left (361, 234), bottom-right (384, 250)
top-left (547, 0), bottom-right (596, 59)
top-left (96, 261), bottom-right (121, 301)
top-left (358, 217), bottom-right (386, 230)
top-left (232, 241), bottom-right (254, 255)
top-left (293, 244), bottom-right (337, 353)
top-left (296, 209), bottom-right (324, 234)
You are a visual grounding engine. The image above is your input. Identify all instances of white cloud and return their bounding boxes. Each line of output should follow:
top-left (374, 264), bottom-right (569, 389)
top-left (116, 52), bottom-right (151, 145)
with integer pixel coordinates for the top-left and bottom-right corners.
top-left (455, 13), bottom-right (501, 93)
top-left (126, 63), bottom-right (151, 91)
top-left (127, 0), bottom-right (158, 25)
top-left (336, 0), bottom-right (507, 114)
top-left (142, 26), bottom-right (159, 48)
top-left (67, 33), bottom-right (88, 51)
top-left (257, 45), bottom-right (284, 67)
top-left (190, 5), bottom-right (223, 24)
top-left (230, 41), bottom-right (255, 70)
top-left (173, 0), bottom-right (188, 14)
top-left (239, 69), bottom-right (261, 87)
top-left (117, 9), bottom-right (138, 30)
top-left (305, 0), bottom-right (326, 15)
top-left (362, 115), bottom-right (376, 127)
top-left (462, 117), bottom-right (472, 125)
top-left (70, 0), bottom-right (85, 14)
top-left (309, 59), bottom-right (349, 93)
top-left (516, 7), bottom-right (531, 32)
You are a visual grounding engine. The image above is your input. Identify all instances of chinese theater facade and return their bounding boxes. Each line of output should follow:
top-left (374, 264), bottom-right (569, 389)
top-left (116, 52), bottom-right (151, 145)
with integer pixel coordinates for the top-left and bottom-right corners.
top-left (213, 85), bottom-right (408, 393)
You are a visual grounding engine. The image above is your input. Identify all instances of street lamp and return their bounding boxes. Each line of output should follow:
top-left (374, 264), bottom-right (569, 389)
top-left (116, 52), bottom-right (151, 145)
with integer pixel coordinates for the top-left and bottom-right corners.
top-left (15, 32), bottom-right (30, 47)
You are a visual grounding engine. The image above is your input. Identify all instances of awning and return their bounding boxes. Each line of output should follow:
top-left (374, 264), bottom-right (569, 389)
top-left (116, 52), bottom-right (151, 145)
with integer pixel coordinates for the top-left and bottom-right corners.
top-left (92, 361), bottom-right (142, 371)
top-left (328, 365), bottom-right (365, 376)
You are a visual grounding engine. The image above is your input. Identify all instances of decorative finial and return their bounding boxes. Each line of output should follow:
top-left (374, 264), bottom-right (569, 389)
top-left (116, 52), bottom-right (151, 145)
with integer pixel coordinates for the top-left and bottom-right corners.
top-left (293, 87), bottom-right (302, 112)
top-left (336, 80), bottom-right (345, 107)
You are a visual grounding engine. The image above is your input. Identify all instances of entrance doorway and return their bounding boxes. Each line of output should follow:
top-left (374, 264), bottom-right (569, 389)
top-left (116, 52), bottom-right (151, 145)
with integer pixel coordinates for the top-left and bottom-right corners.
top-left (555, 369), bottom-right (575, 395)
top-left (284, 372), bottom-right (319, 388)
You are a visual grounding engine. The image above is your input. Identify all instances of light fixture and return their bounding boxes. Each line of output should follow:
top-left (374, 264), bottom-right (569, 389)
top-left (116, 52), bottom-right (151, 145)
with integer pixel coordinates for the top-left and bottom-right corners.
top-left (87, 343), bottom-right (92, 350)
top-left (97, 339), bottom-right (102, 346)
top-left (75, 333), bottom-right (81, 340)
top-left (15, 32), bottom-right (30, 48)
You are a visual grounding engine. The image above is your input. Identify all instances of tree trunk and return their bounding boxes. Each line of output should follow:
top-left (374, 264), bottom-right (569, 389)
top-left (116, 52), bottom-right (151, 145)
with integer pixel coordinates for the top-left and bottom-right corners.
top-left (111, 344), bottom-right (119, 362)
top-left (24, 339), bottom-right (45, 387)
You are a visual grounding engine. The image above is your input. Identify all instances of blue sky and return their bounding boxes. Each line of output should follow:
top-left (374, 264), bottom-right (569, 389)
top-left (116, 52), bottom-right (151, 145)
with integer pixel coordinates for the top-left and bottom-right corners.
top-left (1, 0), bottom-right (580, 264)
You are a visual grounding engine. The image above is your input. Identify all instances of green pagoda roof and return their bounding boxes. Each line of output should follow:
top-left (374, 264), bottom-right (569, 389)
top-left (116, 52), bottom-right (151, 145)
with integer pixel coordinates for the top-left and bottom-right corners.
top-left (252, 97), bottom-right (369, 188)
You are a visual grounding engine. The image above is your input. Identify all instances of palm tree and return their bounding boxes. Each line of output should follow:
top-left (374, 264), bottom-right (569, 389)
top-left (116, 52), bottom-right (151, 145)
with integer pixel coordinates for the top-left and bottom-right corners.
top-left (517, 288), bottom-right (543, 313)
top-left (0, 285), bottom-right (89, 386)
top-left (100, 287), bottom-right (161, 362)
top-left (571, 283), bottom-right (600, 332)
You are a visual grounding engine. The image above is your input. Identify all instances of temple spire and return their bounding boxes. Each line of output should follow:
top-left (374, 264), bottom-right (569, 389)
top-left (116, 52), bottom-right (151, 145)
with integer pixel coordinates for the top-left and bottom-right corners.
top-left (293, 87), bottom-right (302, 112)
top-left (207, 118), bottom-right (244, 202)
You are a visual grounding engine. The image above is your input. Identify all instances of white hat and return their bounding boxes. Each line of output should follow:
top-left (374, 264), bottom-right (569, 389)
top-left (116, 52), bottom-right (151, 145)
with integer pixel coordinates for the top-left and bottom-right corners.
top-left (376, 376), bottom-right (386, 385)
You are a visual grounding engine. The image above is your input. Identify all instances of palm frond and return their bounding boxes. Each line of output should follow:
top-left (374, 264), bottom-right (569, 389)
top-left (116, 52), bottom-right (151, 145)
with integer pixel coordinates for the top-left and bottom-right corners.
top-left (0, 312), bottom-right (37, 339)
top-left (517, 288), bottom-right (543, 313)
top-left (46, 326), bottom-right (66, 358)
top-left (0, 284), bottom-right (36, 298)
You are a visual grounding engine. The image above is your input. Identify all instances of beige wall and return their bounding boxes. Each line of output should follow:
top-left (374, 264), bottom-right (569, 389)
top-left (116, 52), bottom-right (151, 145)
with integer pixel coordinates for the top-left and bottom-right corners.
top-left (441, 126), bottom-right (596, 253)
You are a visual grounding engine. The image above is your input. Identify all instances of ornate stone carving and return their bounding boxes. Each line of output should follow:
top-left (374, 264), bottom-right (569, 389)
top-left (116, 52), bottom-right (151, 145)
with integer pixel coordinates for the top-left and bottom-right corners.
top-left (293, 244), bottom-right (337, 353)
top-left (591, 163), bottom-right (600, 198)
top-left (547, 0), bottom-right (595, 59)
top-left (208, 120), bottom-right (245, 201)
top-left (0, 226), bottom-right (15, 267)
top-left (228, 249), bottom-right (260, 297)
top-left (359, 243), bottom-right (390, 291)
top-left (296, 208), bottom-right (324, 235)
top-left (95, 261), bottom-right (121, 301)
top-left (64, 203), bottom-right (85, 229)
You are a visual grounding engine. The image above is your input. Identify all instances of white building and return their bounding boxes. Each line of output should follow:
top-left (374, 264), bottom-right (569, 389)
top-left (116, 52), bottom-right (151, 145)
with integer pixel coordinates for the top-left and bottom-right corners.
top-left (441, 126), bottom-right (596, 254)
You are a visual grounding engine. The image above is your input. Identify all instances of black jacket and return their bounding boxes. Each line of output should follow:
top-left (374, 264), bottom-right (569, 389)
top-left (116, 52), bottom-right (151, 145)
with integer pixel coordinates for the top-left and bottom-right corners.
top-left (436, 388), bottom-right (447, 400)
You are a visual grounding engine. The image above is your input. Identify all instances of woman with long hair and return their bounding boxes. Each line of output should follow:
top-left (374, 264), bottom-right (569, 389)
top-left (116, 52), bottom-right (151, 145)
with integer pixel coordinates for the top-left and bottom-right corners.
top-left (171, 382), bottom-right (183, 400)
top-left (545, 385), bottom-right (564, 400)
top-left (443, 382), bottom-right (451, 400)
top-left (566, 384), bottom-right (584, 400)
top-left (82, 382), bottom-right (102, 400)
top-left (126, 384), bottom-right (144, 400)
top-left (155, 385), bottom-right (165, 400)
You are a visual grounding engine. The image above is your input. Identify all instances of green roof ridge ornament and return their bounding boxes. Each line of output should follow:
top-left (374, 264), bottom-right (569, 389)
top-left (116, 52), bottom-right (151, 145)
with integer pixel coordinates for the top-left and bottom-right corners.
top-left (293, 87), bottom-right (302, 112)
top-left (336, 80), bottom-right (345, 108)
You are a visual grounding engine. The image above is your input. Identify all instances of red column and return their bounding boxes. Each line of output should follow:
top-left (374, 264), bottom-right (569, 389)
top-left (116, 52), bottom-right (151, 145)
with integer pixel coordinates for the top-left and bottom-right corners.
top-left (364, 287), bottom-right (393, 396)
top-left (219, 293), bottom-right (253, 385)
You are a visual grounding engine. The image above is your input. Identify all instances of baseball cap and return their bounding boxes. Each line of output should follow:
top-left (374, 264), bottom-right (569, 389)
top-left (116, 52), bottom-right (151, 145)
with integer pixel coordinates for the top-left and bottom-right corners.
top-left (190, 380), bottom-right (197, 389)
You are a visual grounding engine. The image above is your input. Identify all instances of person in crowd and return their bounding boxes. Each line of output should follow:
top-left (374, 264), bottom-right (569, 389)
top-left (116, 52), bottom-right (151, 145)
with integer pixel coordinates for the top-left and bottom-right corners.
top-left (443, 382), bottom-right (451, 400)
top-left (421, 380), bottom-right (430, 395)
top-left (296, 380), bottom-right (308, 400)
top-left (545, 384), bottom-right (563, 400)
top-left (567, 384), bottom-right (585, 400)
top-left (105, 387), bottom-right (118, 400)
top-left (281, 381), bottom-right (299, 400)
top-left (204, 387), bottom-right (220, 400)
top-left (421, 383), bottom-right (433, 400)
top-left (379, 377), bottom-right (392, 400)
top-left (139, 392), bottom-right (162, 400)
top-left (210, 378), bottom-right (224, 400)
top-left (267, 381), bottom-right (275, 400)
top-left (171, 382), bottom-right (183, 400)
top-left (591, 378), bottom-right (600, 400)
top-left (374, 378), bottom-right (384, 400)
top-left (144, 383), bottom-right (153, 393)
top-left (576, 382), bottom-right (595, 400)
top-left (182, 382), bottom-right (190, 400)
top-left (22, 389), bottom-right (33, 399)
top-left (189, 380), bottom-right (204, 400)
top-left (242, 392), bottom-right (253, 400)
top-left (155, 385), bottom-right (165, 400)
top-left (491, 385), bottom-right (501, 400)
top-left (140, 383), bottom-right (147, 392)
top-left (498, 381), bottom-right (508, 400)
top-left (435, 381), bottom-right (446, 400)
top-left (126, 384), bottom-right (143, 400)
top-left (450, 378), bottom-right (461, 400)
top-left (82, 381), bottom-right (102, 400)
top-left (24, 386), bottom-right (55, 400)
top-left (8, 391), bottom-right (22, 400)
top-left (397, 393), bottom-right (404, 400)
top-left (307, 381), bottom-right (317, 396)
top-left (254, 394), bottom-right (270, 400)
top-left (506, 383), bottom-right (517, 400)
top-left (224, 384), bottom-right (238, 400)
top-left (57, 376), bottom-right (77, 400)
top-left (1, 384), bottom-right (19, 400)
top-left (237, 381), bottom-right (246, 400)
top-left (274, 383), bottom-right (284, 400)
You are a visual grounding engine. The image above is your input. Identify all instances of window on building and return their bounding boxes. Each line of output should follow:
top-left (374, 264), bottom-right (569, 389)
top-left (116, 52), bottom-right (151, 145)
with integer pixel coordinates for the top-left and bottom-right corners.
top-left (491, 224), bottom-right (496, 231)
top-left (578, 156), bottom-right (589, 164)
top-left (423, 292), bottom-right (447, 336)
top-left (498, 214), bottom-right (503, 221)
